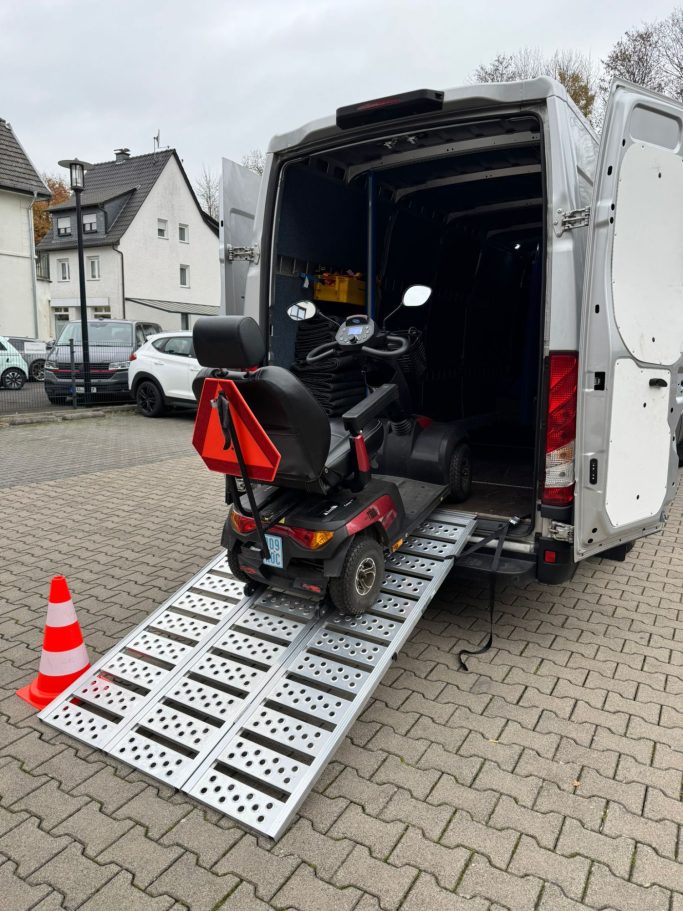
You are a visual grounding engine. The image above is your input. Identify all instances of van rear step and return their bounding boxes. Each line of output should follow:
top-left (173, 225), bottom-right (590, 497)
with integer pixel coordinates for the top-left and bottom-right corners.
top-left (39, 509), bottom-right (475, 840)
top-left (453, 550), bottom-right (535, 581)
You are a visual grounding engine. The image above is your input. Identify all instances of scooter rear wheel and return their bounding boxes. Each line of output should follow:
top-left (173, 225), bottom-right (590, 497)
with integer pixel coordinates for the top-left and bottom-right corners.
top-left (448, 442), bottom-right (472, 503)
top-left (329, 536), bottom-right (384, 617)
top-left (226, 544), bottom-right (252, 585)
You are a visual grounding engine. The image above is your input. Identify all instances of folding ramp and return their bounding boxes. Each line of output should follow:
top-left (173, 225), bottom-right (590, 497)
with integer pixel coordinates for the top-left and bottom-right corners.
top-left (40, 509), bottom-right (475, 839)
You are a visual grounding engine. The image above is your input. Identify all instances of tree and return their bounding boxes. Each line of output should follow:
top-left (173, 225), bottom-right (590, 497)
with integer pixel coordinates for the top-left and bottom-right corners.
top-left (32, 174), bottom-right (71, 246)
top-left (660, 8), bottom-right (683, 101)
top-left (601, 22), bottom-right (667, 97)
top-left (473, 48), bottom-right (599, 120)
top-left (472, 47), bottom-right (599, 121)
top-left (195, 165), bottom-right (220, 220)
top-left (241, 148), bottom-right (265, 176)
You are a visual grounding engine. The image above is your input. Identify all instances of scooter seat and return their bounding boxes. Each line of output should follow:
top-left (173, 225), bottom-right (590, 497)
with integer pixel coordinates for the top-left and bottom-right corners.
top-left (325, 418), bottom-right (383, 481)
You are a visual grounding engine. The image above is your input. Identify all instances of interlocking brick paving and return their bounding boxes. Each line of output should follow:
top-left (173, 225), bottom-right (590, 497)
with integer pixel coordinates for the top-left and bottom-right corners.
top-left (1, 413), bottom-right (682, 910)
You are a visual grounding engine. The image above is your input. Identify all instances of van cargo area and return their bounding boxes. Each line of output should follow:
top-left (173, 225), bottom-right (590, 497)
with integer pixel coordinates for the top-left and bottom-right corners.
top-left (269, 113), bottom-right (544, 527)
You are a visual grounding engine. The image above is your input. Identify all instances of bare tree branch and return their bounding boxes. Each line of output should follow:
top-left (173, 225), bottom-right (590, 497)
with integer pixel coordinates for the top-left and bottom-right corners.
top-left (601, 22), bottom-right (667, 96)
top-left (241, 149), bottom-right (265, 176)
top-left (472, 47), bottom-right (599, 121)
top-left (195, 165), bottom-right (220, 220)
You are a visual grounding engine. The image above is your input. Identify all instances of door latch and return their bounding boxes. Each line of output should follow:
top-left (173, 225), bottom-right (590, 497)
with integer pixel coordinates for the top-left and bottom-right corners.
top-left (548, 521), bottom-right (574, 543)
top-left (226, 244), bottom-right (260, 264)
top-left (553, 207), bottom-right (591, 236)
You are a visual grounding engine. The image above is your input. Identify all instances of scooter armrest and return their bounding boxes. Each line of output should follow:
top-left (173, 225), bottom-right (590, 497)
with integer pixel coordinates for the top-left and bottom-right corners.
top-left (342, 384), bottom-right (399, 435)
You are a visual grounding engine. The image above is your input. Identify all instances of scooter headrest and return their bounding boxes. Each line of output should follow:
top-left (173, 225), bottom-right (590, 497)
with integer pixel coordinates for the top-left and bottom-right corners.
top-left (193, 316), bottom-right (266, 369)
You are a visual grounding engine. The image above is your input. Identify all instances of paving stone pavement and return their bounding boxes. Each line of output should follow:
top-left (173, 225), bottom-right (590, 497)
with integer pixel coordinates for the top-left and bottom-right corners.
top-left (1, 413), bottom-right (682, 910)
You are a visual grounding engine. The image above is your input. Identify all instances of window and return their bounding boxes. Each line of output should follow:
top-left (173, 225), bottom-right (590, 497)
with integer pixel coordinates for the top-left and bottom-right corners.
top-left (164, 336), bottom-right (193, 357)
top-left (58, 322), bottom-right (133, 346)
top-left (142, 323), bottom-right (161, 338)
top-left (0, 341), bottom-right (6, 351)
top-left (151, 337), bottom-right (169, 352)
top-left (93, 306), bottom-right (110, 319)
top-left (157, 218), bottom-right (168, 238)
top-left (83, 213), bottom-right (97, 233)
top-left (87, 256), bottom-right (100, 280)
top-left (179, 223), bottom-right (189, 243)
top-left (53, 308), bottom-right (70, 337)
top-left (57, 217), bottom-right (71, 237)
top-left (57, 259), bottom-right (70, 281)
top-left (179, 265), bottom-right (190, 287)
top-left (36, 252), bottom-right (50, 280)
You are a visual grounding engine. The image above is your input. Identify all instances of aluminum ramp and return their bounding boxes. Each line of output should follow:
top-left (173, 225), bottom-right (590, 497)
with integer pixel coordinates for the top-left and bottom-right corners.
top-left (40, 509), bottom-right (475, 839)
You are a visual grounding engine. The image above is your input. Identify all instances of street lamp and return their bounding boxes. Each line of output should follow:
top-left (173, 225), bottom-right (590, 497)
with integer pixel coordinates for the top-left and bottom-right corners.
top-left (59, 157), bottom-right (93, 404)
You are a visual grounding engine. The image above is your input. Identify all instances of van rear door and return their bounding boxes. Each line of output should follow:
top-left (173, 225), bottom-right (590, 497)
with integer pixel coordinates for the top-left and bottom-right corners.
top-left (575, 80), bottom-right (683, 560)
top-left (219, 158), bottom-right (261, 315)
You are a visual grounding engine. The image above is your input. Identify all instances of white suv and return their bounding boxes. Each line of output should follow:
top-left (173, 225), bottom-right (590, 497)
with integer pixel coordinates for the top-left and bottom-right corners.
top-left (128, 331), bottom-right (201, 417)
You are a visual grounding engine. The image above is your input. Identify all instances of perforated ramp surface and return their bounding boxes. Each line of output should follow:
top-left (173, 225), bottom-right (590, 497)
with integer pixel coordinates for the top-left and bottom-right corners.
top-left (40, 508), bottom-right (475, 839)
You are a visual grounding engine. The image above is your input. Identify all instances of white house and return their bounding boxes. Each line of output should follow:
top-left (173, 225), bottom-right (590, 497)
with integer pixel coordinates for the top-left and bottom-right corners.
top-left (0, 118), bottom-right (50, 337)
top-left (37, 148), bottom-right (219, 338)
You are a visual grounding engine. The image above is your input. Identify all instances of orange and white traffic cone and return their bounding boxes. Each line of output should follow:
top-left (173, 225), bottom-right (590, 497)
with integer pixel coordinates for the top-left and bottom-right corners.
top-left (17, 575), bottom-right (90, 710)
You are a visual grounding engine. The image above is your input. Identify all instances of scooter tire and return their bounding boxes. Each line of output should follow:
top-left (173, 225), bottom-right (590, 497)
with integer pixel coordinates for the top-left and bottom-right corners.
top-left (226, 545), bottom-right (252, 586)
top-left (329, 535), bottom-right (384, 617)
top-left (448, 442), bottom-right (472, 503)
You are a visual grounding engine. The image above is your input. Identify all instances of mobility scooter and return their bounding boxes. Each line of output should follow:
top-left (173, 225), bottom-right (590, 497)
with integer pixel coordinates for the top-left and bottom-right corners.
top-left (191, 286), bottom-right (470, 615)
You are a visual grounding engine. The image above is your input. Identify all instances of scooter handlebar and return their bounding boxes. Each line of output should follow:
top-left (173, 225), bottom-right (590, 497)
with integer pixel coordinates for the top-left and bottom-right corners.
top-left (363, 334), bottom-right (409, 358)
top-left (305, 333), bottom-right (408, 364)
top-left (305, 341), bottom-right (338, 363)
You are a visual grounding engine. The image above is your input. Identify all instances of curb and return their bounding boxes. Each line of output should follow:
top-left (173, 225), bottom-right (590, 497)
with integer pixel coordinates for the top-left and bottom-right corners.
top-left (0, 404), bottom-right (138, 428)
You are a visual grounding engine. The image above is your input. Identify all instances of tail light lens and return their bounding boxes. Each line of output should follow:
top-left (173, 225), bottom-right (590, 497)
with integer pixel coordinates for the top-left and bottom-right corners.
top-left (129, 352), bottom-right (137, 361)
top-left (230, 509), bottom-right (256, 534)
top-left (281, 526), bottom-right (334, 549)
top-left (543, 352), bottom-right (578, 507)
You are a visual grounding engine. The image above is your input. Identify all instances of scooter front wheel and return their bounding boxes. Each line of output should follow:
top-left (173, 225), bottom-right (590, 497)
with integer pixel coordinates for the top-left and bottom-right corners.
top-left (329, 536), bottom-right (385, 617)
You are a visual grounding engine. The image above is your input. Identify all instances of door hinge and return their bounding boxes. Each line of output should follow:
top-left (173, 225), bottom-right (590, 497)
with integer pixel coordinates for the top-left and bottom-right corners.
top-left (226, 244), bottom-right (260, 264)
top-left (548, 520), bottom-right (574, 543)
top-left (553, 207), bottom-right (590, 236)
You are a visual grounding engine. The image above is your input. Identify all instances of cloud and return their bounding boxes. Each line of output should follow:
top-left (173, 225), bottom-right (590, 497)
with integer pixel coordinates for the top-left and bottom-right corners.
top-left (0, 0), bottom-right (677, 185)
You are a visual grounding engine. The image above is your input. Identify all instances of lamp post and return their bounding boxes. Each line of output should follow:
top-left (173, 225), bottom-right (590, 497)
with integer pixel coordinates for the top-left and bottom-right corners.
top-left (59, 157), bottom-right (93, 404)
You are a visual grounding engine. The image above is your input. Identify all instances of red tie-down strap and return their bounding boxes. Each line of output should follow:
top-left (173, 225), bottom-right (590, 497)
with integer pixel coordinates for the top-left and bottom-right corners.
top-left (192, 377), bottom-right (281, 482)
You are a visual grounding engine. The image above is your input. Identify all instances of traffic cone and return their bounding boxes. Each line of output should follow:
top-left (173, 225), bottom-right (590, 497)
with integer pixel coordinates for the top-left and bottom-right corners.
top-left (17, 576), bottom-right (90, 710)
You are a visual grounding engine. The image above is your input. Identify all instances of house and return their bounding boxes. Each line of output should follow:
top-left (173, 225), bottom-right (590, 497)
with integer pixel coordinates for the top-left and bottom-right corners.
top-left (0, 118), bottom-right (50, 337)
top-left (37, 148), bottom-right (219, 338)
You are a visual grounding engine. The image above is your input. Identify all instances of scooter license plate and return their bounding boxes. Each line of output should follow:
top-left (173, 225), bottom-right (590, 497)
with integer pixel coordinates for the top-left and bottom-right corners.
top-left (263, 534), bottom-right (284, 568)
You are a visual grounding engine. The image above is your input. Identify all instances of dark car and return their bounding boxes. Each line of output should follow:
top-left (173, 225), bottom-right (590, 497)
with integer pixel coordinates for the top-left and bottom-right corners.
top-left (44, 319), bottom-right (161, 404)
top-left (7, 336), bottom-right (49, 381)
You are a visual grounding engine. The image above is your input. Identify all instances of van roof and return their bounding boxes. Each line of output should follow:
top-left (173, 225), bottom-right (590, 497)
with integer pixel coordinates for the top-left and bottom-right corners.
top-left (268, 77), bottom-right (573, 154)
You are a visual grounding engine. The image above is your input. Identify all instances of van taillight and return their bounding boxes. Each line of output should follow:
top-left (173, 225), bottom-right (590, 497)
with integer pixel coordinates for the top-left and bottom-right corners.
top-left (542, 353), bottom-right (578, 507)
top-left (336, 89), bottom-right (444, 130)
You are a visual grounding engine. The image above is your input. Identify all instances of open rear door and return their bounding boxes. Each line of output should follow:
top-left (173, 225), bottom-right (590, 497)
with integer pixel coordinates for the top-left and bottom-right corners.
top-left (220, 158), bottom-right (261, 315)
top-left (575, 81), bottom-right (683, 560)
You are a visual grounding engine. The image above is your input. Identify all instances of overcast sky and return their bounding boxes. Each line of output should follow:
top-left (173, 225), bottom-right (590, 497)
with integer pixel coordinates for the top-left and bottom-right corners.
top-left (0, 0), bottom-right (678, 188)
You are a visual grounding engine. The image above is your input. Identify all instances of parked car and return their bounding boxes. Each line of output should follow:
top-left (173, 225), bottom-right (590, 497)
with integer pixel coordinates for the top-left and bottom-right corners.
top-left (7, 336), bottom-right (49, 381)
top-left (0, 336), bottom-right (30, 389)
top-left (44, 319), bottom-right (162, 405)
top-left (128, 331), bottom-right (201, 417)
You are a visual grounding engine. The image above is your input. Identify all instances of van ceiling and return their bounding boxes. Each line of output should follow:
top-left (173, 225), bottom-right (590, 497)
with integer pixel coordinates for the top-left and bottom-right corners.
top-left (311, 114), bottom-right (542, 221)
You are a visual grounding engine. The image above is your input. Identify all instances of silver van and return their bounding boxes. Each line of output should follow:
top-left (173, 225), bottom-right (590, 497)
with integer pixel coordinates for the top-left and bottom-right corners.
top-left (221, 77), bottom-right (683, 584)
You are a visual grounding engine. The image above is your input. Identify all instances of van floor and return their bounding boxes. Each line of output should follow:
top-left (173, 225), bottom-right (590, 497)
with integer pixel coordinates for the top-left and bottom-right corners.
top-left (465, 442), bottom-right (535, 518)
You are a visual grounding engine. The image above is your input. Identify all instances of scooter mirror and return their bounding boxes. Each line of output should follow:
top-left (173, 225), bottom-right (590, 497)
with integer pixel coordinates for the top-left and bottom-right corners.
top-left (287, 301), bottom-right (318, 321)
top-left (402, 285), bottom-right (431, 307)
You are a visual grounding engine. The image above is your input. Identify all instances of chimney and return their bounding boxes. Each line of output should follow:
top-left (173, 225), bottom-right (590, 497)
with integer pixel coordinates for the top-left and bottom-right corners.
top-left (114, 148), bottom-right (130, 163)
